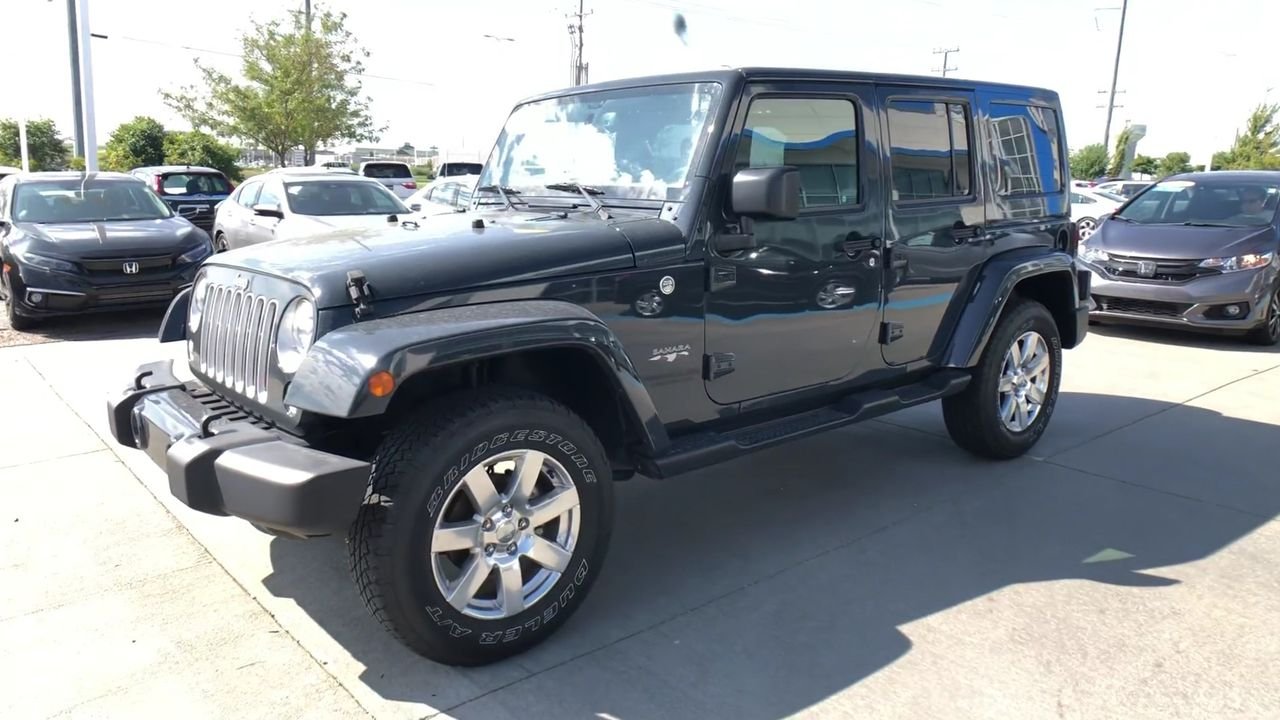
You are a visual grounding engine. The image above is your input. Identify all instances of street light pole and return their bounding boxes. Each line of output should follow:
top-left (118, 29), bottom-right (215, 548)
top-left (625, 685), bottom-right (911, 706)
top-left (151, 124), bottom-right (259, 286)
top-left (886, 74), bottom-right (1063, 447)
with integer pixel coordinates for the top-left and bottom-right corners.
top-left (18, 118), bottom-right (30, 173)
top-left (1101, 0), bottom-right (1128, 154)
top-left (66, 0), bottom-right (85, 158)
top-left (75, 0), bottom-right (98, 172)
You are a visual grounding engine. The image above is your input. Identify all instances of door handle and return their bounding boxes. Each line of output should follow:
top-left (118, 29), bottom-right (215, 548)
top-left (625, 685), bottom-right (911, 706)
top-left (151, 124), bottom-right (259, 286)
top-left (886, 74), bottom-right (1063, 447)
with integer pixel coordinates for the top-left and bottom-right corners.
top-left (951, 223), bottom-right (984, 243)
top-left (841, 236), bottom-right (882, 256)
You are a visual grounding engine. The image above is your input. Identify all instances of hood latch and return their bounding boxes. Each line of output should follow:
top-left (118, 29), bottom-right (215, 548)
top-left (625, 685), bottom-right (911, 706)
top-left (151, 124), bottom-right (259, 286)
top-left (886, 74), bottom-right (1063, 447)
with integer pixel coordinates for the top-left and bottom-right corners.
top-left (346, 270), bottom-right (375, 320)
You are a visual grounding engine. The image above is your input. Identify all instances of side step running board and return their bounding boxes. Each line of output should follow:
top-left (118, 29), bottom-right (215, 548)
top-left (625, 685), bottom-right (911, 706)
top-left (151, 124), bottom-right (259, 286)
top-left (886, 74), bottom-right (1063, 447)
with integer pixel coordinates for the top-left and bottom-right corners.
top-left (643, 369), bottom-right (970, 479)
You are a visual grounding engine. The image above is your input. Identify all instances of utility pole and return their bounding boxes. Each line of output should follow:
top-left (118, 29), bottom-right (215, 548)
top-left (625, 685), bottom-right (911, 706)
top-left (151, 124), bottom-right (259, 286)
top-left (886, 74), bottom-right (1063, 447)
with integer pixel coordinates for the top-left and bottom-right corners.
top-left (1101, 0), bottom-right (1129, 154)
top-left (75, 0), bottom-right (98, 172)
top-left (18, 118), bottom-right (29, 173)
top-left (65, 0), bottom-right (84, 158)
top-left (568, 0), bottom-right (590, 86)
top-left (304, 0), bottom-right (312, 31)
top-left (932, 47), bottom-right (959, 78)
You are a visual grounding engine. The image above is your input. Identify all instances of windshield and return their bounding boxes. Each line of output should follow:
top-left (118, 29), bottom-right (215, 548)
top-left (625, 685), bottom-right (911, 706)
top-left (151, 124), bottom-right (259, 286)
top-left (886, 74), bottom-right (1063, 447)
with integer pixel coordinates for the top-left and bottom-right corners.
top-left (362, 163), bottom-right (412, 179)
top-left (479, 81), bottom-right (722, 204)
top-left (12, 178), bottom-right (173, 223)
top-left (1114, 178), bottom-right (1280, 227)
top-left (283, 180), bottom-right (410, 216)
top-left (161, 172), bottom-right (231, 196)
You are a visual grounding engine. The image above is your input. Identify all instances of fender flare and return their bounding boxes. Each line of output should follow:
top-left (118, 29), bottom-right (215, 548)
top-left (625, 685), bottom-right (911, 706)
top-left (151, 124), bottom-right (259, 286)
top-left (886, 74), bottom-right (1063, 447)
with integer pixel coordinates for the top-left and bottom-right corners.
top-left (942, 248), bottom-right (1084, 368)
top-left (284, 299), bottom-right (668, 453)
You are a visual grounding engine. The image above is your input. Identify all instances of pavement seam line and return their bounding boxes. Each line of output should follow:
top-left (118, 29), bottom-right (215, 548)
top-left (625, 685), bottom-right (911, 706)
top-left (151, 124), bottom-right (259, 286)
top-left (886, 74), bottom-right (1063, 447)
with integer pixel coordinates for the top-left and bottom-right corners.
top-left (1043, 360), bottom-right (1280, 461)
top-left (26, 359), bottom-right (377, 720)
top-left (434, 473), bottom-right (1019, 716)
top-left (0, 447), bottom-right (110, 471)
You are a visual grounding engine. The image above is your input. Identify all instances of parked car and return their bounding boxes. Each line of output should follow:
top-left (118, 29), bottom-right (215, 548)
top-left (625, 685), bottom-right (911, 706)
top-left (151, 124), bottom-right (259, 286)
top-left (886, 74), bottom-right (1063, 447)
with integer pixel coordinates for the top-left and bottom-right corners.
top-left (1082, 171), bottom-right (1280, 345)
top-left (129, 165), bottom-right (233, 236)
top-left (107, 68), bottom-right (1089, 666)
top-left (357, 160), bottom-right (418, 199)
top-left (406, 173), bottom-right (479, 216)
top-left (1071, 187), bottom-right (1123, 240)
top-left (1094, 179), bottom-right (1150, 199)
top-left (0, 172), bottom-right (212, 329)
top-left (435, 161), bottom-right (484, 179)
top-left (211, 171), bottom-right (412, 251)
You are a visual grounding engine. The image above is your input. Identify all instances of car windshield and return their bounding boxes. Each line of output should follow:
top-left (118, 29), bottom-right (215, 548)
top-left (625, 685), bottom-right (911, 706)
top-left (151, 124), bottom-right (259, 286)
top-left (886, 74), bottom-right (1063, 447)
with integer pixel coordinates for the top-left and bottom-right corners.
top-left (12, 178), bottom-right (172, 223)
top-left (160, 172), bottom-right (231, 195)
top-left (1114, 178), bottom-right (1280, 227)
top-left (479, 81), bottom-right (722, 204)
top-left (362, 163), bottom-right (412, 179)
top-left (283, 180), bottom-right (410, 216)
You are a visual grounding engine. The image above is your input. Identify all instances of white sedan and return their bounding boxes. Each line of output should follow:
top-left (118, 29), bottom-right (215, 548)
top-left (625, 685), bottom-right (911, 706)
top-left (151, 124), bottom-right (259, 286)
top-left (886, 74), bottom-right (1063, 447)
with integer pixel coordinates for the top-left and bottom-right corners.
top-left (1071, 187), bottom-right (1124, 241)
top-left (405, 174), bottom-right (481, 218)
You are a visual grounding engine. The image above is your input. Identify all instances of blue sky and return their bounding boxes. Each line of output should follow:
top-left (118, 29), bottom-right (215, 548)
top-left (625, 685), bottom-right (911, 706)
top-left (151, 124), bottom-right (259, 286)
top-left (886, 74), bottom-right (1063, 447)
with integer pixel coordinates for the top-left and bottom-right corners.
top-left (4, 0), bottom-right (1278, 167)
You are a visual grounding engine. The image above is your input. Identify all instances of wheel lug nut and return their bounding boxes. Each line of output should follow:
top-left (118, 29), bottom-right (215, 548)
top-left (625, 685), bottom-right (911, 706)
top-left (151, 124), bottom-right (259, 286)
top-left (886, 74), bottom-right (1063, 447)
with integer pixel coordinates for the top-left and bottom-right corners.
top-left (482, 519), bottom-right (494, 531)
top-left (502, 505), bottom-right (513, 517)
top-left (506, 543), bottom-right (517, 554)
top-left (518, 518), bottom-right (529, 530)
top-left (484, 544), bottom-right (495, 556)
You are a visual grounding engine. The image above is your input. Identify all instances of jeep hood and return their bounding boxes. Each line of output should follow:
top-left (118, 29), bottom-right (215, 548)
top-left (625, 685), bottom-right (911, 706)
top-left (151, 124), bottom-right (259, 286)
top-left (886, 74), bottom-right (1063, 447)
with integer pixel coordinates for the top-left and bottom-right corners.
top-left (205, 210), bottom-right (643, 308)
top-left (1092, 220), bottom-right (1276, 260)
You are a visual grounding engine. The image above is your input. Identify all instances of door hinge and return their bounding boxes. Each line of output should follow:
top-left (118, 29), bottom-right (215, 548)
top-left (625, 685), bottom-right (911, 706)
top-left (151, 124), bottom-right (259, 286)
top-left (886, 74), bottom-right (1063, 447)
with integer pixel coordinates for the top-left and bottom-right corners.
top-left (879, 321), bottom-right (905, 344)
top-left (704, 352), bottom-right (736, 380)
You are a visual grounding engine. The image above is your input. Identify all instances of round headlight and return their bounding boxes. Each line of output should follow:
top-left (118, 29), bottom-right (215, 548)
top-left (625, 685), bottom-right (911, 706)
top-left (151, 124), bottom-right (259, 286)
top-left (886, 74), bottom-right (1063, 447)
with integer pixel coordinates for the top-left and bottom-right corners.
top-left (188, 275), bottom-right (210, 332)
top-left (276, 297), bottom-right (317, 374)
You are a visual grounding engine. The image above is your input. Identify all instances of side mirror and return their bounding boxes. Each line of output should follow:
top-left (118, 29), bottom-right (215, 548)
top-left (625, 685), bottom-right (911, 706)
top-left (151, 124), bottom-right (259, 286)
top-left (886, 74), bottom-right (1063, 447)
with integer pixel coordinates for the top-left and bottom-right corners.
top-left (409, 203), bottom-right (422, 212)
top-left (731, 166), bottom-right (800, 220)
top-left (252, 203), bottom-right (284, 219)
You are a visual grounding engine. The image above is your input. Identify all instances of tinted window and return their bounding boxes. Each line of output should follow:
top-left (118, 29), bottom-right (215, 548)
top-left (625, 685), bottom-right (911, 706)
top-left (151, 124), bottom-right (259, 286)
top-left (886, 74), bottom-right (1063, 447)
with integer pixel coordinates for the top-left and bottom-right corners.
top-left (284, 180), bottom-right (410, 216)
top-left (440, 163), bottom-right (483, 177)
top-left (1115, 178), bottom-right (1280, 227)
top-left (989, 103), bottom-right (1063, 196)
top-left (12, 179), bottom-right (172, 223)
top-left (161, 172), bottom-right (231, 195)
top-left (887, 100), bottom-right (972, 201)
top-left (362, 163), bottom-right (412, 179)
top-left (736, 97), bottom-right (859, 208)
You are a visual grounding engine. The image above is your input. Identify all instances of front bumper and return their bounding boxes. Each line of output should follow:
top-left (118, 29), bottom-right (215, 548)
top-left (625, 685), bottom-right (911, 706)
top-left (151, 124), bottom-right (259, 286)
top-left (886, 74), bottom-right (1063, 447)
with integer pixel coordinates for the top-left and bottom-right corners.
top-left (1084, 262), bottom-right (1276, 333)
top-left (106, 360), bottom-right (370, 537)
top-left (12, 262), bottom-right (199, 318)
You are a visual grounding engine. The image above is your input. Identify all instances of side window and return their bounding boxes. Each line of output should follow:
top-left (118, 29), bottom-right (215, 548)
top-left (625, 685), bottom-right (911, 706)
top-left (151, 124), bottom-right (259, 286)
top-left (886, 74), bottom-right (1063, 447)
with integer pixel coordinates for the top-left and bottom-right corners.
top-left (1071, 193), bottom-right (1095, 205)
top-left (988, 103), bottom-right (1063, 196)
top-left (433, 184), bottom-right (459, 206)
top-left (735, 97), bottom-right (859, 208)
top-left (886, 100), bottom-right (972, 201)
top-left (238, 182), bottom-right (262, 207)
top-left (256, 183), bottom-right (282, 208)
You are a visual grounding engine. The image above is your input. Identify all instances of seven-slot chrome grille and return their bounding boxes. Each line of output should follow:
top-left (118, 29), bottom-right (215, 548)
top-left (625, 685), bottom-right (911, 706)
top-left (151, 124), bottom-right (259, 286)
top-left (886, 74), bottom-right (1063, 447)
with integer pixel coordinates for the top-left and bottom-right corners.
top-left (196, 282), bottom-right (280, 403)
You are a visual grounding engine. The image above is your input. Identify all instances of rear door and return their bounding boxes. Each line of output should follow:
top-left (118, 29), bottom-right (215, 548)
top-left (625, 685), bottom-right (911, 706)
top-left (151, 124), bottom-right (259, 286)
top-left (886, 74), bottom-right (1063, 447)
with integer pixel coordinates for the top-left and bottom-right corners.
top-left (878, 86), bottom-right (986, 366)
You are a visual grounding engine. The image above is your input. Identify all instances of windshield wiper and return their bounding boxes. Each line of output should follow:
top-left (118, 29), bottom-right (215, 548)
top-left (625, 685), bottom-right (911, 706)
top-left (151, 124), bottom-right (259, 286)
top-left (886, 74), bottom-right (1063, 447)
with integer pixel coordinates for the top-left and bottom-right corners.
top-left (476, 184), bottom-right (522, 210)
top-left (544, 182), bottom-right (610, 219)
top-left (1182, 221), bottom-right (1244, 227)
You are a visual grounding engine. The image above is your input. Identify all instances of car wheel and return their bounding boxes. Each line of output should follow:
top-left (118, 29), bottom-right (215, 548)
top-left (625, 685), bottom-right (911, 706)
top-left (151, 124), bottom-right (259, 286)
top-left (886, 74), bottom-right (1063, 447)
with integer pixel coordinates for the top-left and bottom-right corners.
top-left (214, 232), bottom-right (229, 253)
top-left (1246, 285), bottom-right (1280, 346)
top-left (942, 297), bottom-right (1062, 459)
top-left (1076, 217), bottom-right (1098, 241)
top-left (1, 267), bottom-right (36, 331)
top-left (348, 387), bottom-right (614, 666)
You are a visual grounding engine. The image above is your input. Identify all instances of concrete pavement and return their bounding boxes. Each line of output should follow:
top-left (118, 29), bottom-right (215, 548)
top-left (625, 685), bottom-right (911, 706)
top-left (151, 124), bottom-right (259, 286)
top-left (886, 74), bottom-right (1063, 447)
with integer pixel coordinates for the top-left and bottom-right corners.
top-left (2, 315), bottom-right (1279, 719)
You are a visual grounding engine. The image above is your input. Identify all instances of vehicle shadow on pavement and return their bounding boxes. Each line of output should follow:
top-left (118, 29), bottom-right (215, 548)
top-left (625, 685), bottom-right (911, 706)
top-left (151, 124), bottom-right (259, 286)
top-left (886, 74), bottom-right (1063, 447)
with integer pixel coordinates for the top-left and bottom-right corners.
top-left (0, 309), bottom-right (164, 347)
top-left (262, 392), bottom-right (1278, 719)
top-left (1089, 321), bottom-right (1280, 353)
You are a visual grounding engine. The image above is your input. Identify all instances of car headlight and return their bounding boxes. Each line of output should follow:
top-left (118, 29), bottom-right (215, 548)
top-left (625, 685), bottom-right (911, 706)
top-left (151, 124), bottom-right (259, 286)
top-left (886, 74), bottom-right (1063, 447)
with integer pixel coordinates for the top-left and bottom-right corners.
top-left (19, 252), bottom-right (77, 273)
top-left (177, 240), bottom-right (213, 265)
top-left (1199, 251), bottom-right (1275, 273)
top-left (275, 297), bottom-right (316, 374)
top-left (1081, 245), bottom-right (1110, 265)
top-left (188, 274), bottom-right (210, 332)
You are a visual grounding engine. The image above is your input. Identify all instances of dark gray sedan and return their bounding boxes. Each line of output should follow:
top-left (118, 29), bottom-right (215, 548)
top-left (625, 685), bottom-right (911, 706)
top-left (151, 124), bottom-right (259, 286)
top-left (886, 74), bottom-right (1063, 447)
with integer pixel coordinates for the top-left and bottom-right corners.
top-left (1081, 171), bottom-right (1280, 345)
top-left (0, 172), bottom-right (213, 330)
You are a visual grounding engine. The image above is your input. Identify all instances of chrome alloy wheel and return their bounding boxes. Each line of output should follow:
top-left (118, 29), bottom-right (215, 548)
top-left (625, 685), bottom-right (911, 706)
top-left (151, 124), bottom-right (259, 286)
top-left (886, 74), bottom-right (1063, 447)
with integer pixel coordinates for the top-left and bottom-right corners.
top-left (1267, 288), bottom-right (1280, 340)
top-left (430, 449), bottom-right (582, 620)
top-left (997, 330), bottom-right (1052, 432)
top-left (1077, 217), bottom-right (1098, 240)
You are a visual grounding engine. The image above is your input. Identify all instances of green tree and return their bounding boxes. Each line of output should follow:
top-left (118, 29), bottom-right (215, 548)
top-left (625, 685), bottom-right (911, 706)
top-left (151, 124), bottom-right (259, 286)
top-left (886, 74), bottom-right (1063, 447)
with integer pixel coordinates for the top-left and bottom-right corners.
top-left (1070, 143), bottom-right (1109, 181)
top-left (1107, 126), bottom-right (1135, 178)
top-left (1131, 154), bottom-right (1158, 176)
top-left (0, 118), bottom-right (69, 171)
top-left (163, 3), bottom-right (380, 166)
top-left (103, 116), bottom-right (167, 171)
top-left (1155, 151), bottom-right (1192, 178)
top-left (164, 130), bottom-right (243, 180)
top-left (1212, 103), bottom-right (1280, 170)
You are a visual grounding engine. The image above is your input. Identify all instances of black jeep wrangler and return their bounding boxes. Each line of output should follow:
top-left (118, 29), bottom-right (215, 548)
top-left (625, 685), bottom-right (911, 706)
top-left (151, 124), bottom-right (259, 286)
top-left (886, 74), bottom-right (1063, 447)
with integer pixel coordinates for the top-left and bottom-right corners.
top-left (107, 68), bottom-right (1089, 666)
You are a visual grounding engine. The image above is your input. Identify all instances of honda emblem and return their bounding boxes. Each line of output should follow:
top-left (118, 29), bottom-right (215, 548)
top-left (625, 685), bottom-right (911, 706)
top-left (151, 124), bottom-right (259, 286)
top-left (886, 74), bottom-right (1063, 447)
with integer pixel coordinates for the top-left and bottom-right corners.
top-left (1136, 260), bottom-right (1156, 278)
top-left (122, 261), bottom-right (140, 275)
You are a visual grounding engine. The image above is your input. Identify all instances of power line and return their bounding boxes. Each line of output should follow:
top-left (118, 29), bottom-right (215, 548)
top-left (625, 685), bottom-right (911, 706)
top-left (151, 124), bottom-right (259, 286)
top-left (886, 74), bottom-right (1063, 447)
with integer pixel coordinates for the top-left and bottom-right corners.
top-left (1100, 0), bottom-right (1129, 153)
top-left (932, 47), bottom-right (959, 77)
top-left (568, 0), bottom-right (591, 86)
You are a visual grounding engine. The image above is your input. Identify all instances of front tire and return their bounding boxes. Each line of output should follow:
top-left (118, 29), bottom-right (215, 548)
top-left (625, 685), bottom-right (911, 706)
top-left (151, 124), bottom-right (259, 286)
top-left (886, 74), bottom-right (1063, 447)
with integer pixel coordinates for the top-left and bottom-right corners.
top-left (1, 268), bottom-right (36, 331)
top-left (214, 232), bottom-right (229, 253)
top-left (1246, 284), bottom-right (1280, 346)
top-left (348, 387), bottom-right (614, 666)
top-left (943, 298), bottom-right (1062, 459)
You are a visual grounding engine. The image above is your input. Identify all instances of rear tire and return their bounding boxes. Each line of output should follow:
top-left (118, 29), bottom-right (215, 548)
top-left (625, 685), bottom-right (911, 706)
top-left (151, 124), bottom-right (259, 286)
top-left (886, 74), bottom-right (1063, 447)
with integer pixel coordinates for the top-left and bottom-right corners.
top-left (348, 387), bottom-right (614, 666)
top-left (214, 232), bottom-right (229, 253)
top-left (1246, 285), bottom-right (1280, 346)
top-left (943, 298), bottom-right (1062, 459)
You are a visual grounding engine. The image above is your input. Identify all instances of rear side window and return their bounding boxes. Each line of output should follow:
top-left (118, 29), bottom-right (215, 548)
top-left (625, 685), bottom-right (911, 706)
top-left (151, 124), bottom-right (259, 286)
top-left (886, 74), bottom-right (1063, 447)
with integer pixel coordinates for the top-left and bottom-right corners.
top-left (363, 163), bottom-right (412, 179)
top-left (736, 97), bottom-right (860, 208)
top-left (988, 103), bottom-right (1063, 196)
top-left (887, 100), bottom-right (972, 201)
top-left (161, 172), bottom-right (231, 196)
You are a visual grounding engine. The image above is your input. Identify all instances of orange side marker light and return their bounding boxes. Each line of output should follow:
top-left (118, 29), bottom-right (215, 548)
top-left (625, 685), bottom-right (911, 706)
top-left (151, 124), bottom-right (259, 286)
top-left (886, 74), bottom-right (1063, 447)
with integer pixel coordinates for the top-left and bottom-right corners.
top-left (368, 371), bottom-right (395, 398)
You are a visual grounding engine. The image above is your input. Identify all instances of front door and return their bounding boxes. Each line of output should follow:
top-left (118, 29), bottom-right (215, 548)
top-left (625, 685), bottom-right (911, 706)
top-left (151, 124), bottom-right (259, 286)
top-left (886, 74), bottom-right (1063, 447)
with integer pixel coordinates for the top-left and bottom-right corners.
top-left (245, 182), bottom-right (284, 246)
top-left (705, 83), bottom-right (885, 405)
top-left (878, 87), bottom-right (987, 365)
